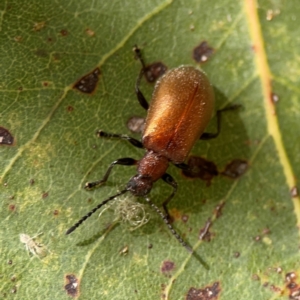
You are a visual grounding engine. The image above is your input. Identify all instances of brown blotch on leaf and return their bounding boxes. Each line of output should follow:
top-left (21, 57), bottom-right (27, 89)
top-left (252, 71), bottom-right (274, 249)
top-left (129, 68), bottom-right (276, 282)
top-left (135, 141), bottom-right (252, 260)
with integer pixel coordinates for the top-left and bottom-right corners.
top-left (285, 272), bottom-right (300, 299)
top-left (290, 186), bottom-right (298, 198)
top-left (85, 28), bottom-right (95, 37)
top-left (11, 286), bottom-right (17, 294)
top-left (186, 282), bottom-right (221, 300)
top-left (271, 92), bottom-right (279, 104)
top-left (221, 159), bottom-right (248, 179)
top-left (199, 219), bottom-right (212, 241)
top-left (60, 29), bottom-right (68, 36)
top-left (33, 21), bottom-right (46, 31)
top-left (127, 116), bottom-right (145, 134)
top-left (214, 202), bottom-right (225, 218)
top-left (29, 178), bottom-right (35, 185)
top-left (161, 260), bottom-right (175, 274)
top-left (182, 214), bottom-right (189, 223)
top-left (7, 259), bottom-right (13, 265)
top-left (8, 204), bottom-right (16, 212)
top-left (35, 49), bottom-right (48, 58)
top-left (0, 127), bottom-right (14, 146)
top-left (67, 105), bottom-right (74, 112)
top-left (64, 274), bottom-right (79, 297)
top-left (193, 41), bottom-right (214, 63)
top-left (182, 156), bottom-right (218, 186)
top-left (53, 209), bottom-right (59, 216)
top-left (233, 252), bottom-right (240, 258)
top-left (73, 68), bottom-right (101, 94)
top-left (144, 62), bottom-right (167, 83)
top-left (42, 192), bottom-right (49, 199)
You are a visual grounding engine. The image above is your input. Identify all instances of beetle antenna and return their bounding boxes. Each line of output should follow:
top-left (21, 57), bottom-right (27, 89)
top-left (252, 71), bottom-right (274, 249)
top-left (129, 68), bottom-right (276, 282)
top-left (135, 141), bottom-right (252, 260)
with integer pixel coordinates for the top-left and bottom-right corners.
top-left (66, 189), bottom-right (128, 235)
top-left (144, 196), bottom-right (193, 254)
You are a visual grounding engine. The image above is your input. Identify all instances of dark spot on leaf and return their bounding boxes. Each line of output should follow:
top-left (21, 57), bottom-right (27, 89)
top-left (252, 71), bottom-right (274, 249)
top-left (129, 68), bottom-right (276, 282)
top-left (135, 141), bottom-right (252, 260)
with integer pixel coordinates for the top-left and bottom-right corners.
top-left (29, 179), bottom-right (35, 185)
top-left (67, 106), bottom-right (74, 112)
top-left (186, 282), bottom-right (221, 300)
top-left (234, 252), bottom-right (240, 258)
top-left (286, 272), bottom-right (297, 283)
top-left (182, 156), bottom-right (218, 186)
top-left (0, 127), bottom-right (14, 146)
top-left (11, 286), bottom-right (17, 294)
top-left (64, 274), bottom-right (79, 297)
top-left (291, 186), bottom-right (298, 198)
top-left (42, 192), bottom-right (49, 199)
top-left (199, 219), bottom-right (212, 241)
top-left (47, 37), bottom-right (53, 42)
top-left (148, 244), bottom-right (153, 249)
top-left (60, 29), bottom-right (68, 36)
top-left (144, 62), bottom-right (167, 83)
top-left (4, 182), bottom-right (8, 187)
top-left (74, 68), bottom-right (101, 94)
top-left (8, 204), bottom-right (16, 212)
top-left (7, 260), bottom-right (12, 265)
top-left (182, 214), bottom-right (189, 223)
top-left (221, 159), bottom-right (248, 179)
top-left (193, 41), bottom-right (214, 63)
top-left (10, 275), bottom-right (16, 282)
top-left (43, 81), bottom-right (49, 87)
top-left (270, 285), bottom-right (281, 293)
top-left (214, 202), bottom-right (225, 218)
top-left (53, 210), bottom-right (59, 216)
top-left (271, 92), bottom-right (279, 103)
top-left (127, 116), bottom-right (145, 133)
top-left (18, 86), bottom-right (23, 91)
top-left (161, 260), bottom-right (175, 273)
top-left (34, 49), bottom-right (48, 58)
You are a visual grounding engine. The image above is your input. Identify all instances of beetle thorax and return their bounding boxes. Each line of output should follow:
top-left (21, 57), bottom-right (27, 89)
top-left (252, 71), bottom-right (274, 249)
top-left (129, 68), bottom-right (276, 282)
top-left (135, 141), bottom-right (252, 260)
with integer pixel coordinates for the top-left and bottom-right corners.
top-left (126, 151), bottom-right (169, 196)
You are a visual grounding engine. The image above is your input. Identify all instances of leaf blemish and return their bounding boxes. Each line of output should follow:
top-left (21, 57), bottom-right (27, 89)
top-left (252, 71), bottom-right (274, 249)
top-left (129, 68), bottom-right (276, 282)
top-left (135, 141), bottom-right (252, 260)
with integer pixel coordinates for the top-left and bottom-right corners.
top-left (60, 29), bottom-right (68, 36)
top-left (73, 68), bottom-right (101, 94)
top-left (0, 127), bottom-right (14, 146)
top-left (144, 62), bottom-right (167, 83)
top-left (193, 41), bottom-right (214, 63)
top-left (221, 159), bottom-right (248, 179)
top-left (161, 260), bottom-right (175, 274)
top-left (186, 282), bottom-right (221, 300)
top-left (199, 218), bottom-right (213, 241)
top-left (182, 155), bottom-right (218, 186)
top-left (127, 116), bottom-right (145, 134)
top-left (64, 274), bottom-right (79, 298)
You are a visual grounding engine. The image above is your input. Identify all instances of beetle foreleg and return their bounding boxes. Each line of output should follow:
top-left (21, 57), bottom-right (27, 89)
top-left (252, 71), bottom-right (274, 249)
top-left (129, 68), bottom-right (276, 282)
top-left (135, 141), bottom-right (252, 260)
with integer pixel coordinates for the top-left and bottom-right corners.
top-left (85, 158), bottom-right (138, 190)
top-left (161, 173), bottom-right (178, 218)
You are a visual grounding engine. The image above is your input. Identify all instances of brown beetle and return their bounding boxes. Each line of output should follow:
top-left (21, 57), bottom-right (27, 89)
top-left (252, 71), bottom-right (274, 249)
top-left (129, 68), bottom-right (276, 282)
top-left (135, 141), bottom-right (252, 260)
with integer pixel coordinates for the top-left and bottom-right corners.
top-left (66, 46), bottom-right (238, 253)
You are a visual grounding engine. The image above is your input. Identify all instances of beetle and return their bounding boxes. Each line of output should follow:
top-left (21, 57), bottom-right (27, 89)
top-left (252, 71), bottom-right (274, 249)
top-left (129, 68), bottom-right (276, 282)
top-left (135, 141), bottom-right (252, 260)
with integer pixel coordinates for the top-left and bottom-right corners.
top-left (66, 46), bottom-right (239, 253)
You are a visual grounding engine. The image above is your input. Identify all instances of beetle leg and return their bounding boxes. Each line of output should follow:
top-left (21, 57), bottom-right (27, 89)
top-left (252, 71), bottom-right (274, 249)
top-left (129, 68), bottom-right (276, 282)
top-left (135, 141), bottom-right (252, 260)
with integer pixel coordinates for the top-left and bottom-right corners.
top-left (85, 158), bottom-right (138, 190)
top-left (200, 104), bottom-right (241, 140)
top-left (144, 196), bottom-right (193, 254)
top-left (161, 173), bottom-right (178, 218)
top-left (97, 130), bottom-right (144, 149)
top-left (133, 45), bottom-right (149, 110)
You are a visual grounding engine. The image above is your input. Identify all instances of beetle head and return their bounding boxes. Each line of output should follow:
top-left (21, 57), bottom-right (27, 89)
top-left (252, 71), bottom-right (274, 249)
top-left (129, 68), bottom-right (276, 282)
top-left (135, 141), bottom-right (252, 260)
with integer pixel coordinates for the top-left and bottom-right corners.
top-left (127, 175), bottom-right (153, 196)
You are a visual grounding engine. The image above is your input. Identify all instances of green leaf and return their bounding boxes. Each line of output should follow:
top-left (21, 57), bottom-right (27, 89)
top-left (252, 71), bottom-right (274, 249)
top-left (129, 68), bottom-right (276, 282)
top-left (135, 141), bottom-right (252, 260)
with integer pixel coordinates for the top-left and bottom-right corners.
top-left (1, 0), bottom-right (299, 299)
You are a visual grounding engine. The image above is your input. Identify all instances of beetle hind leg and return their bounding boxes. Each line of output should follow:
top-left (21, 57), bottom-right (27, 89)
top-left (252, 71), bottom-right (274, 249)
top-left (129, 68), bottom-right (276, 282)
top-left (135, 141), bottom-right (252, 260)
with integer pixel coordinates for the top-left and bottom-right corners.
top-left (85, 158), bottom-right (137, 190)
top-left (200, 104), bottom-right (241, 140)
